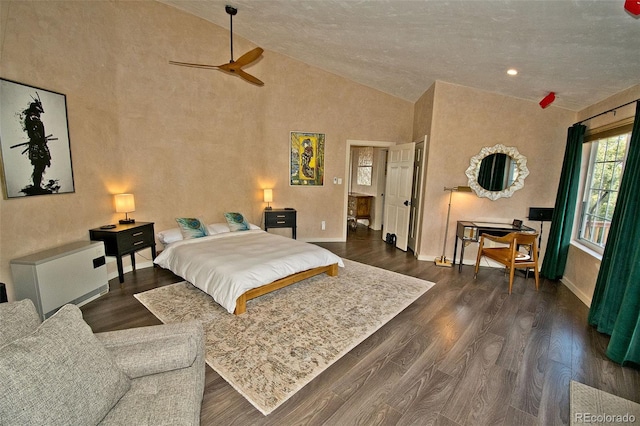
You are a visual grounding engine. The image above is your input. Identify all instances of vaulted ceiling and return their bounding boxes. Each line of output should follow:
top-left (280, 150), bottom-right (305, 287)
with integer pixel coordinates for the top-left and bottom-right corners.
top-left (158, 0), bottom-right (640, 111)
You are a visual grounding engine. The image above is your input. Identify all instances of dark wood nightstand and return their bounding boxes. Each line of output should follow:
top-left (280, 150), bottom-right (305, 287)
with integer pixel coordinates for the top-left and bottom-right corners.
top-left (264, 209), bottom-right (297, 239)
top-left (89, 222), bottom-right (156, 283)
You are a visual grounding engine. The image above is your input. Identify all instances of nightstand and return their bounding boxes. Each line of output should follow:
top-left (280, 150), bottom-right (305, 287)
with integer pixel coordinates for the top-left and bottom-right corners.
top-left (264, 209), bottom-right (297, 239)
top-left (89, 222), bottom-right (156, 283)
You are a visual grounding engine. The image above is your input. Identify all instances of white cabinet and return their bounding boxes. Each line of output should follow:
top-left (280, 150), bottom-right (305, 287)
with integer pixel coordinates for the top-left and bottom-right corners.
top-left (11, 241), bottom-right (108, 320)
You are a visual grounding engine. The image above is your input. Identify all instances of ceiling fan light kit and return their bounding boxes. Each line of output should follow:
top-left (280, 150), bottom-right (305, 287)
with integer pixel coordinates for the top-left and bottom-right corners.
top-left (169, 4), bottom-right (264, 86)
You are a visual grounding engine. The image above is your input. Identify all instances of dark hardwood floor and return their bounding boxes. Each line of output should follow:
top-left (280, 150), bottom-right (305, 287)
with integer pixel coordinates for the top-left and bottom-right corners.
top-left (80, 225), bottom-right (640, 425)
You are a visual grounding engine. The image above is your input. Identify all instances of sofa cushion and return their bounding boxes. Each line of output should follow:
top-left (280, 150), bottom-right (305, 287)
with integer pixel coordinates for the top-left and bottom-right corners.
top-left (97, 322), bottom-right (202, 379)
top-left (0, 299), bottom-right (41, 346)
top-left (99, 367), bottom-right (203, 425)
top-left (0, 304), bottom-right (131, 426)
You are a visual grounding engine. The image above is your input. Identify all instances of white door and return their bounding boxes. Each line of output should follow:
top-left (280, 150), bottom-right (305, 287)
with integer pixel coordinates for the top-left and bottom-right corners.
top-left (382, 142), bottom-right (415, 251)
top-left (408, 139), bottom-right (425, 253)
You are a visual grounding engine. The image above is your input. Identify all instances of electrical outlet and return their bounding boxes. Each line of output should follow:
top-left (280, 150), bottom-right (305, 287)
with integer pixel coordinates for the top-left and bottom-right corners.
top-left (321, 221), bottom-right (326, 230)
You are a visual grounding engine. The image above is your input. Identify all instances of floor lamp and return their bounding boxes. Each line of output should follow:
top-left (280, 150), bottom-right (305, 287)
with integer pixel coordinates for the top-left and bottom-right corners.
top-left (435, 185), bottom-right (472, 267)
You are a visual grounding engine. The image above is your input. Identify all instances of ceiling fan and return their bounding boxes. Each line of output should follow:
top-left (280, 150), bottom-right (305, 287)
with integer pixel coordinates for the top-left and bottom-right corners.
top-left (169, 5), bottom-right (264, 86)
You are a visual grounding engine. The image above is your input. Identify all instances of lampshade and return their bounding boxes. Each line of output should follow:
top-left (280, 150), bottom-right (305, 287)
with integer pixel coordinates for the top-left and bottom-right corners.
top-left (114, 194), bottom-right (136, 224)
top-left (444, 186), bottom-right (472, 192)
top-left (453, 186), bottom-right (472, 192)
top-left (115, 194), bottom-right (135, 213)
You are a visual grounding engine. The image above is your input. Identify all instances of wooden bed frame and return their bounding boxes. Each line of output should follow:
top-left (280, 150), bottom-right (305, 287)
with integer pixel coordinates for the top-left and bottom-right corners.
top-left (233, 263), bottom-right (339, 315)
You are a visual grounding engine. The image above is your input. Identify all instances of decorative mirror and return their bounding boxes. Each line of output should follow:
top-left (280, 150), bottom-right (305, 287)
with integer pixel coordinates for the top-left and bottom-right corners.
top-left (465, 144), bottom-right (529, 200)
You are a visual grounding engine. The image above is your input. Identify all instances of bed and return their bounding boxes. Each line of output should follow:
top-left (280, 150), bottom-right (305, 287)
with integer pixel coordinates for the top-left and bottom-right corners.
top-left (154, 227), bottom-right (344, 314)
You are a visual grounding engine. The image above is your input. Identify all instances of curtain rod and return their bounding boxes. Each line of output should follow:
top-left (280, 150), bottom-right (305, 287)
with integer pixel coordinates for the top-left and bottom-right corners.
top-left (576, 98), bottom-right (640, 125)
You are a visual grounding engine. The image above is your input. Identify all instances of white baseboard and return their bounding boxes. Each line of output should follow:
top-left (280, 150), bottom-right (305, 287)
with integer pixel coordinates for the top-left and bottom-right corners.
top-left (301, 237), bottom-right (346, 243)
top-left (105, 258), bottom-right (155, 281)
top-left (416, 254), bottom-right (504, 270)
top-left (560, 276), bottom-right (592, 307)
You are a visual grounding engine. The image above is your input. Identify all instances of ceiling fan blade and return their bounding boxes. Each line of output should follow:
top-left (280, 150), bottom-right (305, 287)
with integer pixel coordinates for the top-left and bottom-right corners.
top-left (232, 47), bottom-right (264, 67)
top-left (236, 69), bottom-right (264, 86)
top-left (169, 7), bottom-right (263, 86)
top-left (171, 59), bottom-right (263, 85)
top-left (169, 60), bottom-right (220, 70)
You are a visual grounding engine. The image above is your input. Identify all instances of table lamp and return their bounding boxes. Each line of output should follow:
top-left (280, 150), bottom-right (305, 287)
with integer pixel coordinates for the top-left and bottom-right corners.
top-left (115, 193), bottom-right (135, 224)
top-left (264, 188), bottom-right (273, 210)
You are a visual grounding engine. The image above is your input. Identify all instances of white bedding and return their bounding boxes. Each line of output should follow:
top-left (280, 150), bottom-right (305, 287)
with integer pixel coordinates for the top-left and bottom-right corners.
top-left (153, 230), bottom-right (344, 313)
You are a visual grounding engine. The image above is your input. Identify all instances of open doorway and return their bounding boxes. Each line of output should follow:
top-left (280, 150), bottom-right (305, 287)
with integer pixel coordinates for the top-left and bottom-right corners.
top-left (343, 140), bottom-right (395, 241)
top-left (344, 137), bottom-right (428, 256)
top-left (347, 146), bottom-right (387, 232)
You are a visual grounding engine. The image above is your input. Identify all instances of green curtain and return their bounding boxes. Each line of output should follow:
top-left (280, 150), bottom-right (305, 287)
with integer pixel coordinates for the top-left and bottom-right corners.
top-left (540, 124), bottom-right (586, 279)
top-left (588, 101), bottom-right (640, 366)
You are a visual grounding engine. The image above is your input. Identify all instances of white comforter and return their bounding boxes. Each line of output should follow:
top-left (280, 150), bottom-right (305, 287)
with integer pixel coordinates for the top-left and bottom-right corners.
top-left (153, 230), bottom-right (344, 313)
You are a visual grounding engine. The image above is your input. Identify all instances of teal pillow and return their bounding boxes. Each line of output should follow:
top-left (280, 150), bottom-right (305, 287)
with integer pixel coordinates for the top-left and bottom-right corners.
top-left (175, 217), bottom-right (208, 239)
top-left (224, 212), bottom-right (250, 232)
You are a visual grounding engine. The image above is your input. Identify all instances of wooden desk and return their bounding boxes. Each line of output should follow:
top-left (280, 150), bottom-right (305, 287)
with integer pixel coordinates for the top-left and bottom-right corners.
top-left (454, 221), bottom-right (536, 272)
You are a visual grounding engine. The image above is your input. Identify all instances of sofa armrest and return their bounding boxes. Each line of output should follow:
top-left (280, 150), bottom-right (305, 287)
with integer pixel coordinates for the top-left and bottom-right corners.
top-left (96, 321), bottom-right (204, 379)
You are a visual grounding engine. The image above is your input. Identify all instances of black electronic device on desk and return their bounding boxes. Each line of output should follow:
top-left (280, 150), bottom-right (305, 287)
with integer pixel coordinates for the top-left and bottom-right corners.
top-left (454, 220), bottom-right (536, 272)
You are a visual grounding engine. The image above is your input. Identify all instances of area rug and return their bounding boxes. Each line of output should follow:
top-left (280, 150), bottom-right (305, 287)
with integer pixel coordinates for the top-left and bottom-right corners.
top-left (570, 381), bottom-right (640, 425)
top-left (134, 259), bottom-right (434, 415)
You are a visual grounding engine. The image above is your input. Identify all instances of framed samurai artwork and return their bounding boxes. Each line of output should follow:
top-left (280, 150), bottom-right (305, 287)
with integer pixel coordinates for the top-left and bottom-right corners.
top-left (290, 131), bottom-right (325, 186)
top-left (0, 78), bottom-right (75, 198)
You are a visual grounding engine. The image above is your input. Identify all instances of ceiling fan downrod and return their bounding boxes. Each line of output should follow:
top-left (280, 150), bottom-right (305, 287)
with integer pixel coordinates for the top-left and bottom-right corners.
top-left (225, 5), bottom-right (237, 63)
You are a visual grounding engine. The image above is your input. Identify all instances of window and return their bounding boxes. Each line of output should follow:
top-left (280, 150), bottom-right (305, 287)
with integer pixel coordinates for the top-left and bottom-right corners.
top-left (578, 128), bottom-right (632, 252)
top-left (356, 147), bottom-right (373, 186)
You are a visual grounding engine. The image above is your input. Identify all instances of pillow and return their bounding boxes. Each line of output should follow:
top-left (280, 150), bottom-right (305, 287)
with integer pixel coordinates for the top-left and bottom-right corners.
top-left (0, 299), bottom-right (41, 347)
top-left (0, 304), bottom-right (130, 426)
top-left (175, 217), bottom-right (208, 239)
top-left (224, 212), bottom-right (250, 232)
top-left (207, 222), bottom-right (232, 235)
top-left (159, 221), bottom-right (260, 244)
top-left (208, 222), bottom-right (260, 234)
top-left (156, 228), bottom-right (183, 245)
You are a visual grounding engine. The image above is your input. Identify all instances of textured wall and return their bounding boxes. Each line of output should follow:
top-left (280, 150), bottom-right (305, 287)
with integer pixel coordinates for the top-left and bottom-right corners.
top-left (0, 1), bottom-right (412, 300)
top-left (415, 82), bottom-right (576, 264)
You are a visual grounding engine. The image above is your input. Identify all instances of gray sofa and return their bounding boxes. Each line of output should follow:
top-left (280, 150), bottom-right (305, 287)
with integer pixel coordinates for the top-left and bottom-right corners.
top-left (0, 299), bottom-right (205, 425)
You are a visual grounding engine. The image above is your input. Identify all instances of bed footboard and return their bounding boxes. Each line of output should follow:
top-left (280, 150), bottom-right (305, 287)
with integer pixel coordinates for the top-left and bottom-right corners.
top-left (234, 263), bottom-right (339, 315)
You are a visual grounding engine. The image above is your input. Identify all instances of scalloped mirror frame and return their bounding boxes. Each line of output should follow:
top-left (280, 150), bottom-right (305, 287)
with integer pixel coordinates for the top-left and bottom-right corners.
top-left (465, 144), bottom-right (529, 200)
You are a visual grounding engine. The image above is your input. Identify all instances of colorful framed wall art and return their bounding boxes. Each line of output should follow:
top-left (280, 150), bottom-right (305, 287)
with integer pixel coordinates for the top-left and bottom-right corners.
top-left (290, 131), bottom-right (325, 186)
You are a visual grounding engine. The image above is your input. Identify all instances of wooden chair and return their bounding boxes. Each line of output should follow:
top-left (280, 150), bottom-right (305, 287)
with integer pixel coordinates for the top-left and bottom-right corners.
top-left (473, 232), bottom-right (539, 294)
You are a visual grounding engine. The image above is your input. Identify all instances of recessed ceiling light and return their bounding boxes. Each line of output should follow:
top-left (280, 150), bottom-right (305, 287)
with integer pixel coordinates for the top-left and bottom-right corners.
top-left (507, 69), bottom-right (518, 76)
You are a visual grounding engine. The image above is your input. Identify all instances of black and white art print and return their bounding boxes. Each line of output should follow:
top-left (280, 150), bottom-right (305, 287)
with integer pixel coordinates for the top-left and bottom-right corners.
top-left (0, 78), bottom-right (75, 198)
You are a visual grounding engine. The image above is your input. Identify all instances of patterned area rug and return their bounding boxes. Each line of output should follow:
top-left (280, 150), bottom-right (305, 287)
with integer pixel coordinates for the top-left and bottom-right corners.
top-left (134, 259), bottom-right (434, 415)
top-left (570, 381), bottom-right (640, 425)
